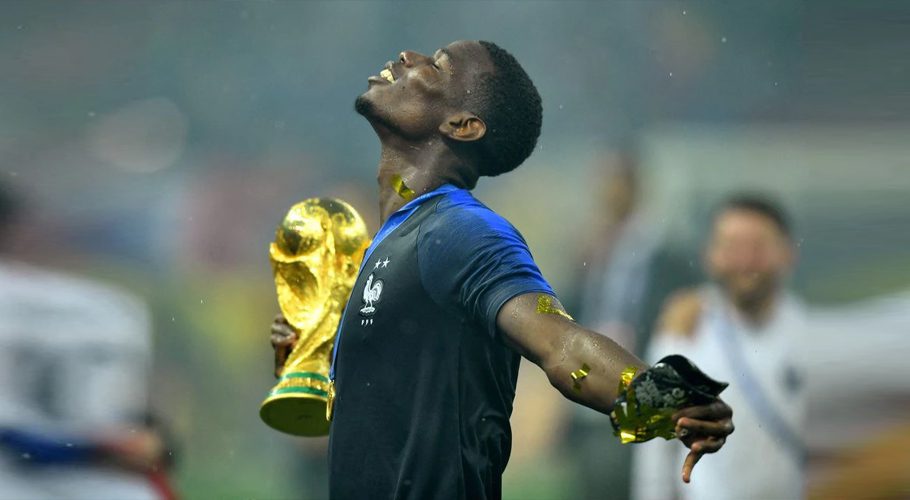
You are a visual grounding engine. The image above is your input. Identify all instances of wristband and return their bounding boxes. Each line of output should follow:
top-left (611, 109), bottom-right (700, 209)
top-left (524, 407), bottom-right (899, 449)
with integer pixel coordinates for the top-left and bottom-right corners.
top-left (610, 355), bottom-right (727, 443)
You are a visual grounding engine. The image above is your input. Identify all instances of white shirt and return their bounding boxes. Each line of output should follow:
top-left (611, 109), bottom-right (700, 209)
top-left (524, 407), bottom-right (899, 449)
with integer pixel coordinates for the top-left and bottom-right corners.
top-left (0, 260), bottom-right (157, 499)
top-left (632, 286), bottom-right (807, 500)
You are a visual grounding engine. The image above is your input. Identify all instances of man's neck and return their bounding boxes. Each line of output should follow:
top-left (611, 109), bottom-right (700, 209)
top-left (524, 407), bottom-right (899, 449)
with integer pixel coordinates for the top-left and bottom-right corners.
top-left (374, 135), bottom-right (475, 223)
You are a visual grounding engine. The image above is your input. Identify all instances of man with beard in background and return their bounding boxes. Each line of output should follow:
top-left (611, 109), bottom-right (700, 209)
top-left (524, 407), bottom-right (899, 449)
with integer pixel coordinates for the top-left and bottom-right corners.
top-left (633, 195), bottom-right (806, 500)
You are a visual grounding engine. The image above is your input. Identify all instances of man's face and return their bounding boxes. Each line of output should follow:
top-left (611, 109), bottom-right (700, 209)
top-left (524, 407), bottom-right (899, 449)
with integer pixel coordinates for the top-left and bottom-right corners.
top-left (706, 209), bottom-right (794, 305)
top-left (355, 40), bottom-right (492, 139)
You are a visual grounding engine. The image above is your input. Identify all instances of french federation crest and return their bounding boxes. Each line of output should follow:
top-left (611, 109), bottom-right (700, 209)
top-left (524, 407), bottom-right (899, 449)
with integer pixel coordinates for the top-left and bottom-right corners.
top-left (359, 273), bottom-right (383, 317)
top-left (359, 257), bottom-right (389, 325)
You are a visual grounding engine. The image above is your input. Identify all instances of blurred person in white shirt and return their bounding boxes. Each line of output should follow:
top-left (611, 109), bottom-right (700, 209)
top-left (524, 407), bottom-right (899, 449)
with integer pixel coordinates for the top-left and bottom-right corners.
top-left (632, 195), bottom-right (806, 500)
top-left (0, 183), bottom-right (175, 500)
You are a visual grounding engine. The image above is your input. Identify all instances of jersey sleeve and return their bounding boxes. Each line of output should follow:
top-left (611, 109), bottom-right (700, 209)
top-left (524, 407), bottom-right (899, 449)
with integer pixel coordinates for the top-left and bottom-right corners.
top-left (417, 200), bottom-right (554, 338)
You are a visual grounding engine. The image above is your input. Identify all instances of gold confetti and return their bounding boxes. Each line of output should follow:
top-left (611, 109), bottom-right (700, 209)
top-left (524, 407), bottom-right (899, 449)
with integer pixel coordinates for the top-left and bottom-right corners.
top-left (619, 366), bottom-right (638, 389)
top-left (571, 363), bottom-right (590, 392)
top-left (326, 380), bottom-right (335, 422)
top-left (391, 174), bottom-right (416, 201)
top-left (536, 295), bottom-right (574, 321)
top-left (611, 365), bottom-right (675, 444)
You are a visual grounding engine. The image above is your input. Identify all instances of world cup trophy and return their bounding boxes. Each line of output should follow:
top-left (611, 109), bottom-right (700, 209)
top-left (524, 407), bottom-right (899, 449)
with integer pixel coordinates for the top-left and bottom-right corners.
top-left (260, 198), bottom-right (369, 436)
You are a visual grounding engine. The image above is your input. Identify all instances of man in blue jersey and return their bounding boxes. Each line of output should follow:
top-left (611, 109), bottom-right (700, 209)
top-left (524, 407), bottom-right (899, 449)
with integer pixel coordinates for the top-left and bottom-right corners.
top-left (271, 40), bottom-right (734, 499)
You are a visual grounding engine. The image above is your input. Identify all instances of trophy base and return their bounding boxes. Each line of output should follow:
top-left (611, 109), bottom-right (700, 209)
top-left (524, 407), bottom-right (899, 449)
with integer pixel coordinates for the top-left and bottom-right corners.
top-left (260, 392), bottom-right (330, 437)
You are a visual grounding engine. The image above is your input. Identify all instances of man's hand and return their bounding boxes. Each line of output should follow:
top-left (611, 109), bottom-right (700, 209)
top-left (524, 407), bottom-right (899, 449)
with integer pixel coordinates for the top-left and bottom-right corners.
top-left (270, 313), bottom-right (298, 378)
top-left (674, 400), bottom-right (734, 483)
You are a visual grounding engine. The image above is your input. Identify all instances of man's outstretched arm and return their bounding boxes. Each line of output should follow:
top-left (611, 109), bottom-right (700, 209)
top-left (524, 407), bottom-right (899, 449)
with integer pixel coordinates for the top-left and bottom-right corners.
top-left (496, 292), bottom-right (733, 483)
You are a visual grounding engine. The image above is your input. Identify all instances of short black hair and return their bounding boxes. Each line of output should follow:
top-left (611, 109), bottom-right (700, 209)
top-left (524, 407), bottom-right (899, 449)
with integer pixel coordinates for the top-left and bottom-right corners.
top-left (715, 193), bottom-right (792, 238)
top-left (467, 41), bottom-right (542, 177)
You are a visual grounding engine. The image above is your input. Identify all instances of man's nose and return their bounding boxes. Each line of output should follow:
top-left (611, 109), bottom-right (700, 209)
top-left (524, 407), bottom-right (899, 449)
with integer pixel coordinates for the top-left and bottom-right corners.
top-left (399, 50), bottom-right (431, 68)
top-left (736, 246), bottom-right (765, 269)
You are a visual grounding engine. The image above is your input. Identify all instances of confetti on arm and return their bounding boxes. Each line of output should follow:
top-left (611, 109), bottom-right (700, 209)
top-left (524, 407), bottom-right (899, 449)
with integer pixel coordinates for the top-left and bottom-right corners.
top-left (571, 363), bottom-right (591, 392)
top-left (536, 294), bottom-right (574, 321)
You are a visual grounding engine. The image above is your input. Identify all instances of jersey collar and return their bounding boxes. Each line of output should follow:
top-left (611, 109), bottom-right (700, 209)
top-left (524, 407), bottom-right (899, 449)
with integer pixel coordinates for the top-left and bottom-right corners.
top-left (329, 182), bottom-right (461, 382)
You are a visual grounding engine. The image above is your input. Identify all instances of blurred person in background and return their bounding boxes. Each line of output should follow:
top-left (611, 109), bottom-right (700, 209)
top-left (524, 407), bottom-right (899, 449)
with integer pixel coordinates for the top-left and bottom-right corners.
top-left (567, 151), bottom-right (700, 500)
top-left (0, 183), bottom-right (176, 500)
top-left (632, 194), bottom-right (806, 500)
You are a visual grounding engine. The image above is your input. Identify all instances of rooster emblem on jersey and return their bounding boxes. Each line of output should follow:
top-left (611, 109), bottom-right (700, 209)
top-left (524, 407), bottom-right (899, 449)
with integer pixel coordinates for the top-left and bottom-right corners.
top-left (359, 273), bottom-right (383, 316)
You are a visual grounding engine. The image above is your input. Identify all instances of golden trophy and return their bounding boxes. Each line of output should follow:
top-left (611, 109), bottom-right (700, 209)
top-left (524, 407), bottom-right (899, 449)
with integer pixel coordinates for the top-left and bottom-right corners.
top-left (260, 198), bottom-right (369, 436)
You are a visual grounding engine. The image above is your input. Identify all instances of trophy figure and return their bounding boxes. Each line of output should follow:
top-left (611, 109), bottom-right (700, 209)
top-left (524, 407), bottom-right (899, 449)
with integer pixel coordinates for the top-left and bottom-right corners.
top-left (260, 198), bottom-right (369, 436)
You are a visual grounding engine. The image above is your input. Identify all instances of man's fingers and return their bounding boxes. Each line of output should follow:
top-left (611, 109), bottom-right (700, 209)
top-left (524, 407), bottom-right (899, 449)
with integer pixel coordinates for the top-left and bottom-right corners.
top-left (270, 317), bottom-right (298, 339)
top-left (697, 437), bottom-right (725, 454)
top-left (269, 331), bottom-right (297, 345)
top-left (271, 322), bottom-right (296, 336)
top-left (685, 436), bottom-right (726, 454)
top-left (274, 344), bottom-right (293, 378)
top-left (270, 313), bottom-right (295, 378)
top-left (676, 417), bottom-right (734, 438)
top-left (681, 439), bottom-right (726, 482)
top-left (673, 400), bottom-right (732, 422)
top-left (675, 402), bottom-right (731, 483)
top-left (271, 332), bottom-right (298, 347)
top-left (681, 450), bottom-right (702, 483)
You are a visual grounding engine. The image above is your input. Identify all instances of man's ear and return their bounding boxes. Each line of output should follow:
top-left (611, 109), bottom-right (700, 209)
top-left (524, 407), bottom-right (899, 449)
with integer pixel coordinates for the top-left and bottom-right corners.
top-left (439, 112), bottom-right (486, 142)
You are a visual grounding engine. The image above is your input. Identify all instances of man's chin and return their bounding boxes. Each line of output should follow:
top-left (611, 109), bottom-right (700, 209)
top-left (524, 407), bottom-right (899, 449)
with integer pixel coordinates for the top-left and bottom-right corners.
top-left (725, 280), bottom-right (777, 307)
top-left (354, 94), bottom-right (399, 136)
top-left (354, 94), bottom-right (374, 117)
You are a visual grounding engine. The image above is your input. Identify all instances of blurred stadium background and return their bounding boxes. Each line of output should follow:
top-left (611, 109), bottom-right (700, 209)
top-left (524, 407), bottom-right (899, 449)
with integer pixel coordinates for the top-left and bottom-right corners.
top-left (1, 1), bottom-right (907, 498)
